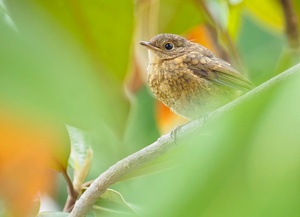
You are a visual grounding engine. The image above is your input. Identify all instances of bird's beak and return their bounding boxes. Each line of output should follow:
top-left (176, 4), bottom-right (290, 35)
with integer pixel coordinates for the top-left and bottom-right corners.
top-left (140, 41), bottom-right (160, 51)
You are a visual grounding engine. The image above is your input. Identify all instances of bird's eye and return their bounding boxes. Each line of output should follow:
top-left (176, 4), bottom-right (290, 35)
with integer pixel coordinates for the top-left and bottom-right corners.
top-left (164, 43), bottom-right (174, 50)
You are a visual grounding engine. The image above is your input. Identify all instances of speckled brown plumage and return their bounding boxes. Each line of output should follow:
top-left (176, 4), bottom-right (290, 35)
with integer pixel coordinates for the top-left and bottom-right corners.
top-left (140, 33), bottom-right (253, 119)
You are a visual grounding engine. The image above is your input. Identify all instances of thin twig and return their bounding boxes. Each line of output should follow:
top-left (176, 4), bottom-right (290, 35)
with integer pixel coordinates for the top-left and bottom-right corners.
top-left (280, 0), bottom-right (300, 49)
top-left (69, 64), bottom-right (300, 217)
top-left (62, 170), bottom-right (78, 212)
top-left (63, 148), bottom-right (93, 212)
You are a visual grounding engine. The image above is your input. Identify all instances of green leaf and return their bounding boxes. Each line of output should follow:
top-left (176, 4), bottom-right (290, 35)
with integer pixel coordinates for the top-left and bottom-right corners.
top-left (29, 0), bottom-right (134, 82)
top-left (1, 2), bottom-right (107, 129)
top-left (67, 125), bottom-right (93, 192)
top-left (92, 189), bottom-right (140, 215)
top-left (3, 0), bottom-right (133, 136)
top-left (159, 0), bottom-right (204, 34)
top-left (227, 1), bottom-right (243, 41)
top-left (0, 1), bottom-right (135, 180)
top-left (67, 126), bottom-right (91, 170)
top-left (245, 0), bottom-right (284, 31)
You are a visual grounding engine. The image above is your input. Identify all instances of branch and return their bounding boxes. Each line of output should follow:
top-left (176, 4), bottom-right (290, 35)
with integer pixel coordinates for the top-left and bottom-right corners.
top-left (69, 63), bottom-right (300, 217)
top-left (280, 0), bottom-right (300, 49)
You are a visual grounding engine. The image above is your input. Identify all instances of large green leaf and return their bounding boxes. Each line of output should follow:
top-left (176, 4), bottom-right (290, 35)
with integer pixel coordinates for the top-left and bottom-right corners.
top-left (1, 0), bottom-right (137, 175)
top-left (1, 3), bottom-right (105, 128)
top-left (4, 0), bottom-right (134, 134)
top-left (0, 3), bottom-right (138, 214)
top-left (31, 0), bottom-right (134, 82)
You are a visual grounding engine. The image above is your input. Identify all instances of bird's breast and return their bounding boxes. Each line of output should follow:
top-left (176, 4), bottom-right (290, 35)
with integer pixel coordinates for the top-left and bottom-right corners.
top-left (146, 58), bottom-right (207, 110)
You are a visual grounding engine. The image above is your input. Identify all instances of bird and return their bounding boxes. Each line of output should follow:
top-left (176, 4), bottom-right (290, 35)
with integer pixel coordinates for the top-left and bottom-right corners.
top-left (140, 33), bottom-right (253, 119)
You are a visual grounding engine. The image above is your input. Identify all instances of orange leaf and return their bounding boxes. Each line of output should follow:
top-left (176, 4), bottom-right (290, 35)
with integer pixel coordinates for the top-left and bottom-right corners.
top-left (185, 25), bottom-right (218, 54)
top-left (0, 108), bottom-right (70, 216)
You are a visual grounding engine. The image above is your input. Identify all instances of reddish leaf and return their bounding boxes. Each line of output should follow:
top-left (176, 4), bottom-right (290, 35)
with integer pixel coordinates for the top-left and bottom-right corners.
top-left (0, 108), bottom-right (70, 216)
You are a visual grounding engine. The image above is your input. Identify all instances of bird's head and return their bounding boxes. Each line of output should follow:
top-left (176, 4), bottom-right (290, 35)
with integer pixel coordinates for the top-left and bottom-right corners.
top-left (140, 33), bottom-right (192, 62)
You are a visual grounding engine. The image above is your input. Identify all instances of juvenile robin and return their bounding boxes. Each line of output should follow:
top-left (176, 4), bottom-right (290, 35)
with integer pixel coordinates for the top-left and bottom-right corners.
top-left (140, 33), bottom-right (253, 119)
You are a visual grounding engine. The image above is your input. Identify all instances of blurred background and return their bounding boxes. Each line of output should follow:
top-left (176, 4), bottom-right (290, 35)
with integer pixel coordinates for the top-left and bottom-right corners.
top-left (0, 0), bottom-right (300, 216)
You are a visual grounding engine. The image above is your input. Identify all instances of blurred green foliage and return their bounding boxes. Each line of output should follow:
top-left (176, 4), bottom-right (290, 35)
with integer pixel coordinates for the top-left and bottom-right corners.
top-left (0, 0), bottom-right (300, 216)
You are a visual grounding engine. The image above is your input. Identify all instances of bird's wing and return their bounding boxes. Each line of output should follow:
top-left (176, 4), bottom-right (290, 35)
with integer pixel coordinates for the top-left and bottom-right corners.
top-left (185, 52), bottom-right (253, 92)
